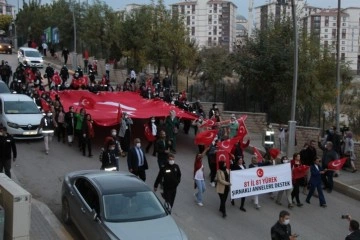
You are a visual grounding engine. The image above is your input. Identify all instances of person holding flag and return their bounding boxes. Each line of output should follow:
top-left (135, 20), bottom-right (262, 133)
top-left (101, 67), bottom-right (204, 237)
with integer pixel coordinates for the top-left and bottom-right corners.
top-left (291, 153), bottom-right (306, 207)
top-left (305, 157), bottom-right (327, 208)
top-left (318, 141), bottom-right (338, 193)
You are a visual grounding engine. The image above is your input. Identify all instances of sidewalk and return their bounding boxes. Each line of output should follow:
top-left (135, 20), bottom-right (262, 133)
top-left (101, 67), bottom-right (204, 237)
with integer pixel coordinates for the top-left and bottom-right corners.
top-left (245, 133), bottom-right (360, 201)
top-left (12, 174), bottom-right (73, 240)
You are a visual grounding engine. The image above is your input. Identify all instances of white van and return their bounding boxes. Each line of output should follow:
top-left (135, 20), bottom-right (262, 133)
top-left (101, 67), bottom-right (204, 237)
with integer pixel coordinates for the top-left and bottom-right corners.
top-left (0, 94), bottom-right (43, 139)
top-left (18, 47), bottom-right (44, 68)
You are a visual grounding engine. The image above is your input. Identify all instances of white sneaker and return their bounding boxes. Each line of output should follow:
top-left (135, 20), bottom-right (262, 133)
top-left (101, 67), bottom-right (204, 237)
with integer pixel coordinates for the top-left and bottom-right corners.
top-left (197, 202), bottom-right (204, 207)
top-left (255, 204), bottom-right (261, 209)
top-left (211, 182), bottom-right (216, 187)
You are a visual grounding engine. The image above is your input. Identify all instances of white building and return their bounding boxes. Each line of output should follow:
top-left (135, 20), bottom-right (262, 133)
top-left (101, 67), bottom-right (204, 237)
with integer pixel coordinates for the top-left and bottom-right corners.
top-left (235, 15), bottom-right (248, 47)
top-left (171, 0), bottom-right (237, 52)
top-left (302, 8), bottom-right (360, 74)
top-left (254, 0), bottom-right (360, 74)
top-left (0, 0), bottom-right (15, 17)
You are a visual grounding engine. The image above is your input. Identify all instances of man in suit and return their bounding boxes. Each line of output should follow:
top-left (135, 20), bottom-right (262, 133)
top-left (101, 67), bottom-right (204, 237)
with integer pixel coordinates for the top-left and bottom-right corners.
top-left (127, 138), bottom-right (148, 181)
top-left (155, 130), bottom-right (170, 169)
top-left (305, 157), bottom-right (327, 208)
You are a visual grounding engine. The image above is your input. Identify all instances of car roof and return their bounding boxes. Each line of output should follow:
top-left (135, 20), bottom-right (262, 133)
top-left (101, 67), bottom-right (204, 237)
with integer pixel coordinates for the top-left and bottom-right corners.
top-left (19, 47), bottom-right (40, 52)
top-left (0, 81), bottom-right (10, 93)
top-left (69, 170), bottom-right (151, 195)
top-left (0, 93), bottom-right (33, 101)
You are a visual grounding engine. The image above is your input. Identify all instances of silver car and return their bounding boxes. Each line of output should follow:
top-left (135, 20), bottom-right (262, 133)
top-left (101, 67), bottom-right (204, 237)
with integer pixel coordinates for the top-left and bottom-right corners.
top-left (18, 47), bottom-right (44, 68)
top-left (61, 170), bottom-right (188, 240)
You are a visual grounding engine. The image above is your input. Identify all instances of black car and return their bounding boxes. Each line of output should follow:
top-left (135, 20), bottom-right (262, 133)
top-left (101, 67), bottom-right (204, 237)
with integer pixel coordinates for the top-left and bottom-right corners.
top-left (61, 170), bottom-right (188, 240)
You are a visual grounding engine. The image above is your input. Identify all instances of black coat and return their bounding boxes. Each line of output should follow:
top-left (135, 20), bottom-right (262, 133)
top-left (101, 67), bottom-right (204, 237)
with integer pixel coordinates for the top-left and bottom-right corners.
top-left (271, 221), bottom-right (292, 240)
top-left (346, 230), bottom-right (360, 240)
top-left (0, 134), bottom-right (17, 160)
top-left (154, 163), bottom-right (181, 190)
top-left (65, 111), bottom-right (76, 135)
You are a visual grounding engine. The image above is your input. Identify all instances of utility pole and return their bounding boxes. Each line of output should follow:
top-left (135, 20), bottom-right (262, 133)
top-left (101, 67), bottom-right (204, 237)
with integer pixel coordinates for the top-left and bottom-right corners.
top-left (335, 0), bottom-right (341, 131)
top-left (70, 0), bottom-right (77, 70)
top-left (287, 0), bottom-right (299, 158)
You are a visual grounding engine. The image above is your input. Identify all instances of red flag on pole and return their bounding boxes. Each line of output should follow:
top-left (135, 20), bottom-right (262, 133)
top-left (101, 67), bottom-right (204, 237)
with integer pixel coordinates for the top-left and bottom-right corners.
top-left (253, 147), bottom-right (263, 163)
top-left (194, 130), bottom-right (218, 145)
top-left (292, 165), bottom-right (310, 179)
top-left (216, 150), bottom-right (231, 170)
top-left (144, 123), bottom-right (156, 142)
top-left (217, 136), bottom-right (241, 153)
top-left (328, 157), bottom-right (347, 171)
top-left (237, 118), bottom-right (248, 140)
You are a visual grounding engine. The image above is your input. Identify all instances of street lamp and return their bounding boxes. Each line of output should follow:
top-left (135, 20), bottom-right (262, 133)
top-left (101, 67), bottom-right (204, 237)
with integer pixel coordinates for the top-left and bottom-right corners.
top-left (70, 1), bottom-right (77, 70)
top-left (287, 0), bottom-right (299, 157)
top-left (335, 0), bottom-right (341, 132)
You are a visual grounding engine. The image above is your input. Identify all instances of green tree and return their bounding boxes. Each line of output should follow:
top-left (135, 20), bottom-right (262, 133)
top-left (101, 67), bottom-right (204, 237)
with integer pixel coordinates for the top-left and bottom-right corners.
top-left (0, 15), bottom-right (13, 34)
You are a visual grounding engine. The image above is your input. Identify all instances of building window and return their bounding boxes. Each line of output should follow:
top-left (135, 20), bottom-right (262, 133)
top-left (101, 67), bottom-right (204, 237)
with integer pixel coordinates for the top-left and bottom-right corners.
top-left (342, 29), bottom-right (346, 39)
top-left (187, 5), bottom-right (190, 8)
top-left (333, 16), bottom-right (336, 20)
top-left (332, 41), bottom-right (336, 46)
top-left (342, 41), bottom-right (345, 44)
top-left (343, 17), bottom-right (346, 22)
top-left (181, 6), bottom-right (185, 14)
top-left (192, 5), bottom-right (195, 14)
top-left (341, 53), bottom-right (345, 60)
top-left (341, 47), bottom-right (345, 51)
top-left (213, 37), bottom-right (217, 40)
top-left (209, 32), bottom-right (212, 35)
top-left (192, 22), bottom-right (195, 25)
top-left (332, 29), bottom-right (336, 38)
top-left (333, 23), bottom-right (336, 26)
top-left (324, 40), bottom-right (328, 48)
top-left (192, 16), bottom-right (195, 19)
top-left (191, 27), bottom-right (195, 36)
top-left (324, 35), bottom-right (328, 38)
top-left (214, 21), bottom-right (217, 24)
top-left (209, 10), bottom-right (212, 13)
top-left (325, 29), bottom-right (328, 32)
top-left (187, 16), bottom-right (190, 25)
top-left (342, 23), bottom-right (346, 26)
top-left (208, 37), bottom-right (212, 46)
top-left (325, 16), bottom-right (329, 26)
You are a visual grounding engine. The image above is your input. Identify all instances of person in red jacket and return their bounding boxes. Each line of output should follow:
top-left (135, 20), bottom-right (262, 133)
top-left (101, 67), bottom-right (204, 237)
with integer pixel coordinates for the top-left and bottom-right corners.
top-left (82, 114), bottom-right (95, 157)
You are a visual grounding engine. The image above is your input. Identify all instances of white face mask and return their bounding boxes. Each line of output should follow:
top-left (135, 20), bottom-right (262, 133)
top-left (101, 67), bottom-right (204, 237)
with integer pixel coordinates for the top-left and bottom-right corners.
top-left (111, 132), bottom-right (116, 136)
top-left (283, 219), bottom-right (290, 225)
top-left (283, 160), bottom-right (289, 163)
top-left (151, 119), bottom-right (155, 123)
top-left (109, 147), bottom-right (115, 151)
top-left (136, 143), bottom-right (141, 148)
top-left (169, 160), bottom-right (175, 165)
top-left (47, 113), bottom-right (52, 117)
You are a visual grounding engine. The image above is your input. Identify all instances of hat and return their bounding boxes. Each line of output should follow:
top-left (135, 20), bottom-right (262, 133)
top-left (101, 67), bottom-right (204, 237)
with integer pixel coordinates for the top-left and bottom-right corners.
top-left (269, 148), bottom-right (280, 159)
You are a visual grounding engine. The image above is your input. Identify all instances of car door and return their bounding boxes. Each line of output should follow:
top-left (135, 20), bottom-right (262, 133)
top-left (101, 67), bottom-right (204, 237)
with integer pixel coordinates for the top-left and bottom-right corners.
top-left (72, 178), bottom-right (104, 240)
top-left (18, 49), bottom-right (24, 63)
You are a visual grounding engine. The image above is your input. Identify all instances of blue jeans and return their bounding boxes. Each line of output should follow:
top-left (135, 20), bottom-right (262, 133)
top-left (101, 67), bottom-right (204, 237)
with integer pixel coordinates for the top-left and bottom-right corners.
top-left (195, 179), bottom-right (206, 203)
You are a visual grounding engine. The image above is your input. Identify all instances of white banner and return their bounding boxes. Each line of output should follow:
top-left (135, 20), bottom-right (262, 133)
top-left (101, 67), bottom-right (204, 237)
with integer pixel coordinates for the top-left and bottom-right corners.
top-left (230, 163), bottom-right (293, 199)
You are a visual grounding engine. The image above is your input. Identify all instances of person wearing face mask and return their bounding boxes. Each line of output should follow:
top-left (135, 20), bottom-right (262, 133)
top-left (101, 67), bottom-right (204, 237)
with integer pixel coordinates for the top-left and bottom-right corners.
top-left (127, 138), bottom-right (148, 181)
top-left (306, 157), bottom-right (327, 207)
top-left (193, 152), bottom-right (207, 207)
top-left (145, 117), bottom-right (157, 156)
top-left (81, 114), bottom-right (95, 157)
top-left (216, 160), bottom-right (231, 218)
top-left (100, 141), bottom-right (118, 171)
top-left (165, 110), bottom-right (179, 153)
top-left (39, 109), bottom-right (57, 155)
top-left (291, 153), bottom-right (304, 207)
top-left (275, 156), bottom-right (294, 209)
top-left (118, 112), bottom-right (133, 156)
top-left (0, 125), bottom-right (17, 178)
top-left (192, 116), bottom-right (206, 153)
top-left (345, 216), bottom-right (360, 240)
top-left (75, 108), bottom-right (86, 150)
top-left (207, 137), bottom-right (218, 187)
top-left (271, 210), bottom-right (298, 240)
top-left (227, 114), bottom-right (239, 139)
top-left (154, 154), bottom-right (181, 209)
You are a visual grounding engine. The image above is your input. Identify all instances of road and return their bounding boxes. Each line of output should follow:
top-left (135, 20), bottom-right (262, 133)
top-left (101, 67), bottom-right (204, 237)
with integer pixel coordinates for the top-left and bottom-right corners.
top-left (3, 53), bottom-right (360, 240)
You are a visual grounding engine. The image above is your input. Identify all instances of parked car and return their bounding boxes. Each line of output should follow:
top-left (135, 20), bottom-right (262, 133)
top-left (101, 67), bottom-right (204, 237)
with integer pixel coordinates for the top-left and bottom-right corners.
top-left (0, 80), bottom-right (10, 93)
top-left (61, 170), bottom-right (188, 240)
top-left (0, 93), bottom-right (43, 139)
top-left (18, 47), bottom-right (44, 68)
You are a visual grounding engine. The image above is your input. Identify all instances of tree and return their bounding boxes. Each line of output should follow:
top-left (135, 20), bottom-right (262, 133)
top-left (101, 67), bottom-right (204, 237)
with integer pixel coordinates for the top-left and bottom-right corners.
top-left (0, 15), bottom-right (13, 34)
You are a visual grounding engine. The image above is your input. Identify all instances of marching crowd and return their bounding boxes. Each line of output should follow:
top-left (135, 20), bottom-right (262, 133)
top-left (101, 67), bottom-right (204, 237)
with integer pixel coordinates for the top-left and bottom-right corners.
top-left (0, 64), bottom-right (359, 239)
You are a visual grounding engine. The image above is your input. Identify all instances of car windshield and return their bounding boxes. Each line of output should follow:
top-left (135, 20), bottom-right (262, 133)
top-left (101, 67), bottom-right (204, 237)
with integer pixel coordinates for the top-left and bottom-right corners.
top-left (25, 50), bottom-right (41, 57)
top-left (4, 101), bottom-right (41, 114)
top-left (0, 37), bottom-right (11, 44)
top-left (103, 191), bottom-right (167, 222)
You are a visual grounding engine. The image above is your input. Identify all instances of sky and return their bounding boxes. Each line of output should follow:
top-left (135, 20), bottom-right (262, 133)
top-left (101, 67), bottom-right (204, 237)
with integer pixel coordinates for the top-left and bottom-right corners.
top-left (8, 0), bottom-right (360, 17)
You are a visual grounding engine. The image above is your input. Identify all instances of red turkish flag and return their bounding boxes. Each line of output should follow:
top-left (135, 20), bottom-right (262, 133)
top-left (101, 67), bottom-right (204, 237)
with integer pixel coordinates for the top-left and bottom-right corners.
top-left (216, 150), bottom-right (231, 170)
top-left (117, 104), bottom-right (122, 123)
top-left (237, 118), bottom-right (248, 140)
top-left (253, 147), bottom-right (264, 163)
top-left (40, 99), bottom-right (50, 112)
top-left (328, 157), bottom-right (347, 171)
top-left (194, 130), bottom-right (218, 145)
top-left (201, 119), bottom-right (216, 128)
top-left (217, 137), bottom-right (240, 153)
top-left (79, 95), bottom-right (96, 109)
top-left (144, 123), bottom-right (156, 142)
top-left (292, 165), bottom-right (310, 179)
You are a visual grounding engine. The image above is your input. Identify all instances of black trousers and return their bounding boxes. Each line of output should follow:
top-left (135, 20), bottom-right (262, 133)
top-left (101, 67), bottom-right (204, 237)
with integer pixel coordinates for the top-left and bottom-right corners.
top-left (163, 188), bottom-right (177, 208)
top-left (231, 197), bottom-right (245, 208)
top-left (208, 157), bottom-right (216, 182)
top-left (0, 159), bottom-right (12, 178)
top-left (133, 169), bottom-right (146, 182)
top-left (218, 187), bottom-right (229, 214)
top-left (82, 137), bottom-right (92, 156)
top-left (57, 123), bottom-right (66, 142)
top-left (291, 181), bottom-right (301, 204)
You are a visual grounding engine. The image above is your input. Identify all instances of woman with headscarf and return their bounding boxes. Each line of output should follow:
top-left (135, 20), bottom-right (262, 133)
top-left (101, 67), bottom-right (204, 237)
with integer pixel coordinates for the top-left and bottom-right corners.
top-left (216, 160), bottom-right (231, 218)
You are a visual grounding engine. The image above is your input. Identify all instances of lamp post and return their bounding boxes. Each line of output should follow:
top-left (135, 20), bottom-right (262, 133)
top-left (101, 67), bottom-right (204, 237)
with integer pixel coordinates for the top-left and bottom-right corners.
top-left (335, 0), bottom-right (341, 131)
top-left (287, 0), bottom-right (299, 158)
top-left (70, 1), bottom-right (77, 70)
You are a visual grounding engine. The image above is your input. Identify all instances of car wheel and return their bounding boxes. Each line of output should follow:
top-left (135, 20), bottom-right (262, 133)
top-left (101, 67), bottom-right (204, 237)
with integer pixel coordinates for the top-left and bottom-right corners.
top-left (62, 198), bottom-right (72, 224)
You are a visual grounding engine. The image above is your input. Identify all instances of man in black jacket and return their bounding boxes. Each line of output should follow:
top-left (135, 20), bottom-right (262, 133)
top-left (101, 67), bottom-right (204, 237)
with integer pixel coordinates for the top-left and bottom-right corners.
top-left (0, 126), bottom-right (17, 178)
top-left (154, 154), bottom-right (181, 209)
top-left (346, 217), bottom-right (360, 240)
top-left (271, 210), bottom-right (298, 240)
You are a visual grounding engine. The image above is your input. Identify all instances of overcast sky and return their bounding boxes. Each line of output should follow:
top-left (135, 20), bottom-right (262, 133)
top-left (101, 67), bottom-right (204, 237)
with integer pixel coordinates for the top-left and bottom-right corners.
top-left (8, 0), bottom-right (360, 17)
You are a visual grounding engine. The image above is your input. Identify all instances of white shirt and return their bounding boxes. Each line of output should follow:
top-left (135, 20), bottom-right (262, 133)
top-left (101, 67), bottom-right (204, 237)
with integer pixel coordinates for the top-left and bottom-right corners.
top-left (105, 64), bottom-right (110, 71)
top-left (42, 43), bottom-right (48, 49)
top-left (194, 165), bottom-right (204, 180)
top-left (151, 123), bottom-right (157, 136)
top-left (130, 70), bottom-right (136, 79)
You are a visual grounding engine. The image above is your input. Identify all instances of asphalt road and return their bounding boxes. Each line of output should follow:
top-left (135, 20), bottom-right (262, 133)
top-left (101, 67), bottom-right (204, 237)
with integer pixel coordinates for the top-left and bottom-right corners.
top-left (3, 53), bottom-right (360, 240)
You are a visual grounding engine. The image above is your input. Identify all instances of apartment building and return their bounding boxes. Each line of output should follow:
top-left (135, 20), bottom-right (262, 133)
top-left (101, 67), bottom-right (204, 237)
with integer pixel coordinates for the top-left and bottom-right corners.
top-left (171, 0), bottom-right (237, 52)
top-left (302, 8), bottom-right (360, 74)
top-left (235, 15), bottom-right (248, 47)
top-left (0, 0), bottom-right (15, 16)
